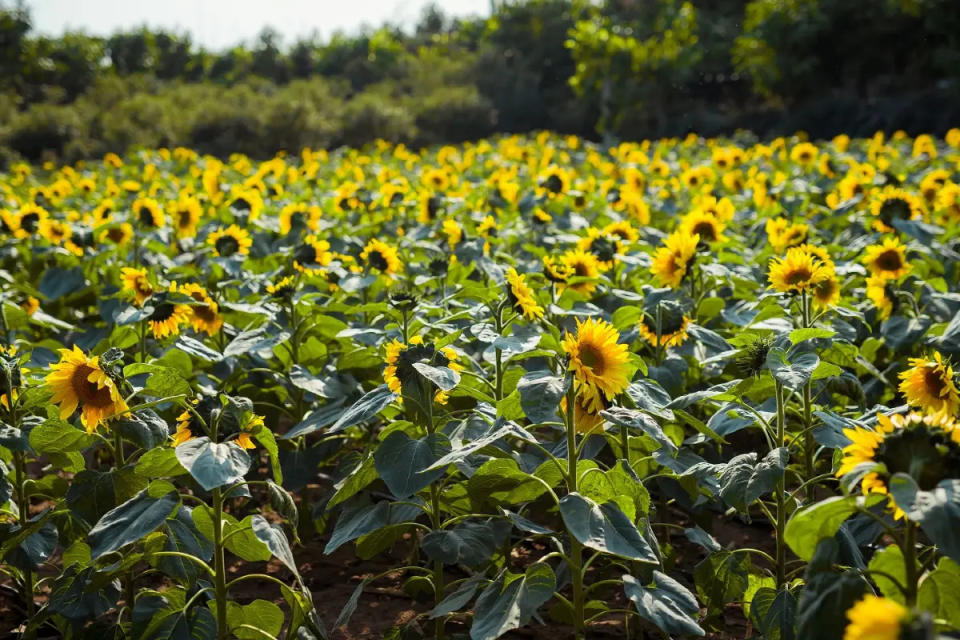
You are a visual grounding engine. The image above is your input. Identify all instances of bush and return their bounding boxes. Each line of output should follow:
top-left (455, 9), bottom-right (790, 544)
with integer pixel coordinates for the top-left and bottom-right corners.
top-left (412, 85), bottom-right (496, 146)
top-left (336, 91), bottom-right (416, 148)
top-left (4, 103), bottom-right (83, 162)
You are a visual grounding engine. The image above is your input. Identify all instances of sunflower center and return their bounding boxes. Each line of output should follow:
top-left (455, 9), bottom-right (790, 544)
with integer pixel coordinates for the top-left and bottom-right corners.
top-left (875, 250), bottom-right (903, 272)
top-left (691, 221), bottom-right (717, 241)
top-left (294, 243), bottom-right (318, 266)
top-left (194, 304), bottom-right (217, 322)
top-left (923, 367), bottom-right (946, 397)
top-left (784, 267), bottom-right (813, 285)
top-left (70, 364), bottom-right (115, 409)
top-left (215, 235), bottom-right (240, 257)
top-left (367, 250), bottom-right (388, 271)
top-left (178, 209), bottom-right (193, 227)
top-left (21, 213), bottom-right (39, 233)
top-left (544, 174), bottom-right (563, 194)
top-left (138, 207), bottom-right (156, 226)
top-left (233, 197), bottom-right (252, 212)
top-left (579, 344), bottom-right (605, 374)
top-left (880, 198), bottom-right (911, 225)
top-left (150, 303), bottom-right (176, 323)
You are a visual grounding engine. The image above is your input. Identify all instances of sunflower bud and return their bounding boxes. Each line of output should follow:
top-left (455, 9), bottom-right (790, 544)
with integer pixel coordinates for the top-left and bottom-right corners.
top-left (736, 335), bottom-right (774, 378)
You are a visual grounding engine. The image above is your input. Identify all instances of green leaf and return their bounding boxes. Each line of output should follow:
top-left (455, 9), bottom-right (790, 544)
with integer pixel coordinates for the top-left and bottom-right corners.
top-left (718, 448), bottom-right (788, 511)
top-left (625, 379), bottom-right (674, 420)
top-left (325, 498), bottom-right (424, 554)
top-left (622, 572), bottom-right (704, 636)
top-left (192, 507), bottom-right (270, 562)
top-left (422, 520), bottom-right (505, 567)
top-left (516, 370), bottom-right (568, 425)
top-left (889, 475), bottom-right (960, 565)
top-left (765, 348), bottom-right (818, 391)
top-left (784, 496), bottom-right (857, 562)
top-left (412, 362), bottom-right (461, 391)
top-left (29, 419), bottom-right (95, 453)
top-left (470, 563), bottom-right (556, 640)
top-left (694, 550), bottom-right (750, 617)
top-left (114, 410), bottom-right (169, 449)
top-left (467, 458), bottom-right (554, 507)
top-left (868, 545), bottom-right (910, 604)
top-left (918, 558), bottom-right (960, 627)
top-left (124, 363), bottom-right (192, 397)
top-left (788, 328), bottom-right (835, 344)
top-left (175, 437), bottom-right (251, 491)
top-left (88, 489), bottom-right (179, 559)
top-left (601, 406), bottom-right (675, 453)
top-left (559, 493), bottom-right (657, 563)
top-left (224, 326), bottom-right (290, 358)
top-left (430, 573), bottom-right (485, 619)
top-left (374, 431), bottom-right (450, 499)
top-left (750, 587), bottom-right (796, 640)
top-left (224, 600), bottom-right (284, 640)
top-left (329, 385), bottom-right (398, 433)
top-left (251, 515), bottom-right (300, 578)
top-left (136, 448), bottom-right (188, 478)
top-left (289, 364), bottom-right (340, 398)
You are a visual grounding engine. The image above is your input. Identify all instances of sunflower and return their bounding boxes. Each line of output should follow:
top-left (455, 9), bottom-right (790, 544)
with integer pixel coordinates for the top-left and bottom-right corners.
top-left (765, 218), bottom-right (808, 253)
top-left (121, 267), bottom-right (154, 306)
top-left (679, 209), bottom-right (726, 244)
top-left (292, 236), bottom-right (334, 274)
top-left (650, 231), bottom-right (699, 289)
top-left (811, 275), bottom-right (841, 310)
top-left (638, 313), bottom-right (690, 348)
top-left (45, 345), bottom-right (129, 434)
top-left (538, 165), bottom-right (570, 195)
top-left (935, 182), bottom-right (960, 222)
top-left (279, 202), bottom-right (321, 235)
top-left (843, 596), bottom-right (907, 640)
top-left (179, 283), bottom-right (223, 335)
top-left (898, 352), bottom-right (960, 415)
top-left (505, 268), bottom-right (544, 320)
top-left (234, 414), bottom-right (264, 450)
top-left (560, 248), bottom-right (602, 296)
top-left (866, 275), bottom-right (895, 320)
top-left (208, 225), bottom-right (252, 258)
top-left (144, 289), bottom-right (190, 340)
top-left (869, 187), bottom-right (924, 232)
top-left (168, 196), bottom-right (202, 238)
top-left (229, 189), bottom-right (264, 219)
top-left (602, 220), bottom-right (639, 245)
top-left (576, 227), bottom-right (621, 267)
top-left (172, 411), bottom-right (195, 446)
top-left (543, 255), bottom-right (573, 284)
top-left (860, 237), bottom-right (911, 280)
top-left (20, 296), bottom-right (39, 316)
top-left (441, 218), bottom-right (463, 249)
top-left (266, 275), bottom-right (297, 298)
top-left (92, 199), bottom-right (116, 224)
top-left (836, 411), bottom-right (960, 519)
top-left (360, 239), bottom-right (402, 275)
top-left (382, 336), bottom-right (464, 405)
top-left (132, 197), bottom-right (164, 228)
top-left (561, 318), bottom-right (631, 404)
top-left (6, 204), bottom-right (49, 239)
top-left (789, 142), bottom-right (818, 166)
top-left (418, 191), bottom-right (443, 223)
top-left (561, 384), bottom-right (608, 434)
top-left (100, 223), bottom-right (134, 246)
top-left (39, 218), bottom-right (72, 246)
top-left (767, 245), bottom-right (833, 293)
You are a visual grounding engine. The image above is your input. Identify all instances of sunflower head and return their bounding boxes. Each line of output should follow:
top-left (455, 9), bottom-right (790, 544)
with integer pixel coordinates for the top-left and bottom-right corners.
top-left (383, 335), bottom-right (463, 418)
top-left (266, 275), bottom-right (297, 299)
top-left (543, 255), bottom-right (573, 283)
top-left (208, 225), bottom-right (252, 258)
top-left (505, 268), bottom-right (544, 321)
top-left (121, 267), bottom-right (154, 306)
top-left (45, 345), bottom-right (129, 433)
top-left (389, 291), bottom-right (418, 312)
top-left (651, 231), bottom-right (699, 289)
top-left (869, 187), bottom-right (923, 232)
top-left (361, 239), bottom-right (402, 275)
top-left (638, 297), bottom-right (691, 348)
top-left (843, 596), bottom-right (908, 640)
top-left (863, 237), bottom-right (911, 279)
top-left (898, 352), bottom-right (960, 416)
top-left (561, 317), bottom-right (631, 402)
top-left (767, 245), bottom-right (834, 294)
top-left (293, 236), bottom-right (333, 274)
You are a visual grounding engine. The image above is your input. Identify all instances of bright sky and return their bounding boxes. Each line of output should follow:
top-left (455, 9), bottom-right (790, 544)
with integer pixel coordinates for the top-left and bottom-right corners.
top-left (27, 0), bottom-right (491, 50)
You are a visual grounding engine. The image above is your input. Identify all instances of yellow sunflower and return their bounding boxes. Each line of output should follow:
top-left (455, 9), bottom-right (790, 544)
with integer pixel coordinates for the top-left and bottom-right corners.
top-left (560, 248), bottom-right (602, 296)
top-left (100, 223), bottom-right (134, 246)
top-left (811, 275), bottom-right (841, 311)
top-left (767, 245), bottom-right (833, 293)
top-left (869, 187), bottom-right (924, 233)
top-left (765, 218), bottom-right (808, 253)
top-left (843, 596), bottom-right (907, 640)
top-left (789, 142), bottom-right (819, 166)
top-left (866, 275), bottom-right (895, 320)
top-left (293, 236), bottom-right (334, 274)
top-left (172, 411), bottom-right (195, 446)
top-left (836, 411), bottom-right (960, 519)
top-left (208, 225), bottom-right (252, 258)
top-left (121, 267), bottom-right (154, 306)
top-left (360, 239), bottom-right (402, 275)
top-left (168, 196), bottom-right (202, 238)
top-left (148, 291), bottom-right (191, 340)
top-left (543, 255), bottom-right (573, 285)
top-left (898, 352), bottom-right (960, 415)
top-left (862, 237), bottom-right (911, 279)
top-left (179, 283), bottom-right (223, 335)
top-left (602, 220), bottom-right (639, 245)
top-left (229, 189), bottom-right (264, 219)
top-left (45, 345), bottom-right (129, 434)
top-left (279, 202), bottom-right (321, 235)
top-left (650, 231), bottom-right (699, 289)
top-left (638, 313), bottom-right (690, 348)
top-left (506, 268), bottom-right (544, 320)
top-left (576, 227), bottom-right (621, 267)
top-left (132, 197), bottom-right (164, 228)
top-left (266, 275), bottom-right (297, 298)
top-left (679, 209), bottom-right (726, 244)
top-left (561, 318), bottom-right (631, 403)
top-left (382, 336), bottom-right (464, 405)
top-left (561, 384), bottom-right (608, 434)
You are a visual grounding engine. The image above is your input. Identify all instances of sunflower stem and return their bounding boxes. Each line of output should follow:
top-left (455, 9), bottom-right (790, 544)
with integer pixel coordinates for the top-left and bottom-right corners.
top-left (774, 380), bottom-right (787, 590)
top-left (13, 450), bottom-right (35, 640)
top-left (564, 383), bottom-right (586, 639)
top-left (902, 520), bottom-right (919, 606)
top-left (212, 486), bottom-right (229, 640)
top-left (800, 290), bottom-right (815, 484)
top-left (494, 304), bottom-right (504, 402)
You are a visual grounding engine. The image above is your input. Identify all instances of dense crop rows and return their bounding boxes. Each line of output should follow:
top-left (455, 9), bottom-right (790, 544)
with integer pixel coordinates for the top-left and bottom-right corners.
top-left (2, 130), bottom-right (960, 639)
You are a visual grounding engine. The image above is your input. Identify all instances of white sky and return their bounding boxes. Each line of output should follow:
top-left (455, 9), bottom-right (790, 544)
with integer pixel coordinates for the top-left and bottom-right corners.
top-left (27, 0), bottom-right (491, 50)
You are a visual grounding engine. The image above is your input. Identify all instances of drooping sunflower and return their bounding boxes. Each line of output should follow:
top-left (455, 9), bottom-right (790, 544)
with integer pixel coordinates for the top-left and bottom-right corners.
top-left (382, 336), bottom-right (464, 405)
top-left (869, 186), bottom-right (924, 232)
top-left (168, 196), bottom-right (202, 238)
top-left (208, 225), bottom-right (252, 258)
top-left (100, 222), bottom-right (134, 246)
top-left (836, 411), bottom-right (960, 519)
top-left (228, 189), bottom-right (263, 219)
top-left (121, 267), bottom-right (154, 306)
top-left (561, 318), bottom-right (631, 404)
top-left (505, 268), bottom-right (544, 320)
top-left (862, 237), bottom-right (911, 279)
top-left (543, 255), bottom-right (573, 285)
top-left (811, 275), bottom-right (841, 310)
top-left (293, 236), bottom-right (334, 274)
top-left (650, 231), bottom-right (699, 289)
top-left (561, 384), bottom-right (608, 434)
top-left (843, 596), bottom-right (907, 640)
top-left (767, 245), bottom-right (833, 293)
top-left (360, 239), bottom-right (402, 275)
top-left (898, 352), bottom-right (960, 416)
top-left (45, 345), bottom-right (129, 434)
top-left (179, 283), bottom-right (223, 335)
top-left (38, 218), bottom-right (72, 246)
top-left (234, 414), bottom-right (264, 450)
top-left (638, 312), bottom-right (691, 348)
top-left (866, 274), bottom-right (896, 320)
top-left (132, 197), bottom-right (164, 228)
top-left (602, 220), bottom-right (639, 245)
top-left (764, 218), bottom-right (808, 253)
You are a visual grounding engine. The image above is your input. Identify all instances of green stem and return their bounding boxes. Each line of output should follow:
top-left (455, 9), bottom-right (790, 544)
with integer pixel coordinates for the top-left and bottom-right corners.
top-left (494, 304), bottom-right (504, 402)
top-left (902, 520), bottom-right (919, 606)
top-left (800, 291), bottom-right (814, 482)
top-left (212, 487), bottom-right (229, 640)
top-left (774, 381), bottom-right (787, 590)
top-left (14, 451), bottom-right (35, 639)
top-left (565, 383), bottom-right (586, 639)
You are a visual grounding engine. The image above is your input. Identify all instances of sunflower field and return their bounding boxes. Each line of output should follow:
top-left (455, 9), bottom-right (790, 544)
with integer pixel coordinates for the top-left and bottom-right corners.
top-left (1, 128), bottom-right (960, 640)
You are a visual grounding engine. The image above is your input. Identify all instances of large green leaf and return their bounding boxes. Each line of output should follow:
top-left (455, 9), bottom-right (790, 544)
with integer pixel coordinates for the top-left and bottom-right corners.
top-left (600, 406), bottom-right (676, 453)
top-left (223, 600), bottom-right (284, 640)
top-left (374, 431), bottom-right (450, 498)
top-left (558, 493), bottom-right (657, 563)
top-left (718, 448), bottom-right (788, 511)
top-left (868, 545), bottom-right (910, 604)
top-left (325, 498), bottom-right (424, 553)
top-left (124, 363), bottom-right (192, 397)
top-left (328, 385), bottom-right (398, 434)
top-left (694, 550), bottom-right (750, 617)
top-left (889, 475), bottom-right (960, 565)
top-left (175, 437), bottom-right (251, 491)
top-left (765, 348), bottom-right (818, 391)
top-left (88, 489), bottom-right (179, 559)
top-left (516, 370), bottom-right (568, 425)
top-left (622, 572), bottom-right (704, 636)
top-left (750, 587), bottom-right (796, 640)
top-left (470, 563), bottom-right (556, 640)
top-left (422, 520), bottom-right (506, 567)
top-left (918, 558), bottom-right (960, 627)
top-left (784, 496), bottom-right (857, 562)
